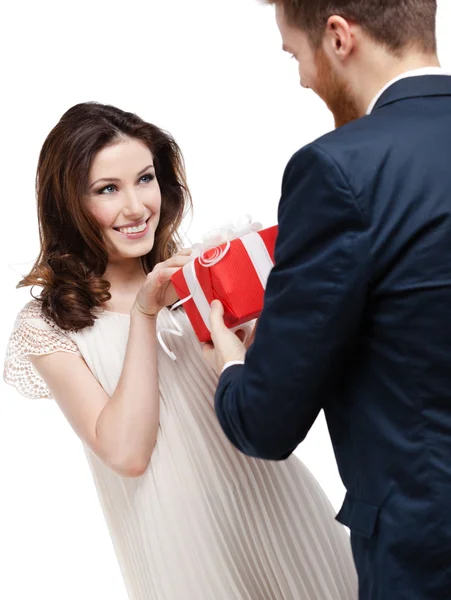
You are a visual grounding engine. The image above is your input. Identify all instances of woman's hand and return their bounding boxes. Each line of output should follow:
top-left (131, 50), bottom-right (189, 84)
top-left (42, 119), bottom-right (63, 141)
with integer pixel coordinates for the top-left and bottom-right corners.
top-left (132, 249), bottom-right (192, 319)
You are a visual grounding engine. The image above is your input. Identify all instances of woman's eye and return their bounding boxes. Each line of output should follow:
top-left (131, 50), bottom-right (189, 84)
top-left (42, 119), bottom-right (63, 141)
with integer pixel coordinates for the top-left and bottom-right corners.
top-left (98, 184), bottom-right (117, 195)
top-left (140, 173), bottom-right (155, 184)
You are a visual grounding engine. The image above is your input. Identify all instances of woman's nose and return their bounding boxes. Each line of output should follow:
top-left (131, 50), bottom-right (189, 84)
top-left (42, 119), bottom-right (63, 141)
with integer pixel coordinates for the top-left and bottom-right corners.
top-left (122, 189), bottom-right (145, 219)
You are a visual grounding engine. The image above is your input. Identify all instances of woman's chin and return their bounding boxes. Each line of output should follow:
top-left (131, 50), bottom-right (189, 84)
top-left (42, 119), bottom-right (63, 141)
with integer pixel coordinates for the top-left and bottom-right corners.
top-left (107, 238), bottom-right (155, 262)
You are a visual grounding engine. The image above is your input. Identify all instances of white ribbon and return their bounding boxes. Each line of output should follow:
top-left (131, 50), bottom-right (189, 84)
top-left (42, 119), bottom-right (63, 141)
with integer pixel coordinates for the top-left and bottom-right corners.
top-left (159, 216), bottom-right (273, 360)
top-left (157, 310), bottom-right (184, 361)
top-left (240, 231), bottom-right (273, 289)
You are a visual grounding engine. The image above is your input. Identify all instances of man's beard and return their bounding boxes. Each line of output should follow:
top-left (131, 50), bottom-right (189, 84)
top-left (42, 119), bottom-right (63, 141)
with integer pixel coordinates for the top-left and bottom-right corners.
top-left (313, 48), bottom-right (361, 128)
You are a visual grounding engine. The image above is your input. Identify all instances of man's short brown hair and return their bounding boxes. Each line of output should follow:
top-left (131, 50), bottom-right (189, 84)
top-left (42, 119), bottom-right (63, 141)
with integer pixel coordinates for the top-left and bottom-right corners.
top-left (264, 0), bottom-right (437, 54)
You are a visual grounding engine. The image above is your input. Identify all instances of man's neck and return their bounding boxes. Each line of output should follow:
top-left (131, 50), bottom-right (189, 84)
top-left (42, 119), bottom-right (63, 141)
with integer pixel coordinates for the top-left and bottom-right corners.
top-left (353, 50), bottom-right (441, 116)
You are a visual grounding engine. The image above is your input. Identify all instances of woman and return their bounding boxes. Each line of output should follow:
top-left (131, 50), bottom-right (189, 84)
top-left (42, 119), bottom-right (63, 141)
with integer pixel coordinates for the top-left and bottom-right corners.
top-left (4, 102), bottom-right (357, 600)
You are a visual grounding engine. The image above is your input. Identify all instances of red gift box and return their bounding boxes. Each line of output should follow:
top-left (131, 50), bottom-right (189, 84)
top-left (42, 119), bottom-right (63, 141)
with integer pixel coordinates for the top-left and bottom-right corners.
top-left (171, 225), bottom-right (278, 342)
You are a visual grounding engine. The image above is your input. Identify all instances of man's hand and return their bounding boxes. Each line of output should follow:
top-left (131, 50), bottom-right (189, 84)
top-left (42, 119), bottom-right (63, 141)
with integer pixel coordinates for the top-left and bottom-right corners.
top-left (202, 300), bottom-right (250, 375)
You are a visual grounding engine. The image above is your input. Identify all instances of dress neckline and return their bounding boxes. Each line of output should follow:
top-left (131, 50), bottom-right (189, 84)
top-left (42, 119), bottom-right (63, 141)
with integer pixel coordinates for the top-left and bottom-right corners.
top-left (100, 309), bottom-right (130, 317)
top-left (100, 307), bottom-right (176, 318)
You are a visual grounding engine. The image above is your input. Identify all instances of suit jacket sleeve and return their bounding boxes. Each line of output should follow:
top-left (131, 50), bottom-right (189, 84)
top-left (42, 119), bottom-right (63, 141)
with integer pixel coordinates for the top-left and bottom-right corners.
top-left (214, 143), bottom-right (369, 460)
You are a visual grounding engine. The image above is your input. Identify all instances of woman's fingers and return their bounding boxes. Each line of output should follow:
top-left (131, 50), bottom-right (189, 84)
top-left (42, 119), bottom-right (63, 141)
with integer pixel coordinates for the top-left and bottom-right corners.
top-left (152, 249), bottom-right (192, 273)
top-left (163, 254), bottom-right (192, 268)
top-left (152, 267), bottom-right (181, 284)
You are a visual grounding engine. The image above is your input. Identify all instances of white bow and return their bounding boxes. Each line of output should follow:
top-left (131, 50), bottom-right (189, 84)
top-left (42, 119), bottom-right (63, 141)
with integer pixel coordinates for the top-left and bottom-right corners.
top-left (191, 214), bottom-right (263, 267)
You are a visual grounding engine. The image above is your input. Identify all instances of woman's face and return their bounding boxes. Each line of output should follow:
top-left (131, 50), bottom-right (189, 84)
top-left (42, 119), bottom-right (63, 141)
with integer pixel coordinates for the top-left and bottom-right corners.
top-left (86, 137), bottom-right (162, 262)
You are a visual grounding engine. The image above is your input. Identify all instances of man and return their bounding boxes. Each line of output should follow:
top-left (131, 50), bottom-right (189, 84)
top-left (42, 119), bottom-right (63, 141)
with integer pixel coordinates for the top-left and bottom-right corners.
top-left (203, 1), bottom-right (451, 598)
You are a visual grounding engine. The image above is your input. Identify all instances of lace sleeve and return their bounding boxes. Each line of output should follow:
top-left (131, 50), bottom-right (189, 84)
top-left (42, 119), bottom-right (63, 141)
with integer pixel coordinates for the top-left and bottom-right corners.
top-left (4, 300), bottom-right (81, 399)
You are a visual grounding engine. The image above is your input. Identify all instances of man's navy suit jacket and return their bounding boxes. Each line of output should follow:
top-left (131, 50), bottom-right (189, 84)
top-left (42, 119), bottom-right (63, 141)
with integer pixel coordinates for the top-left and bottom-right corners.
top-left (216, 76), bottom-right (451, 599)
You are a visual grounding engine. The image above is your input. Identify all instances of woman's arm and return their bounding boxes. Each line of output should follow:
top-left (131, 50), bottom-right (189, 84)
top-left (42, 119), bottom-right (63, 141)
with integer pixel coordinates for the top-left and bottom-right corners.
top-left (31, 251), bottom-right (191, 477)
top-left (31, 312), bottom-right (159, 477)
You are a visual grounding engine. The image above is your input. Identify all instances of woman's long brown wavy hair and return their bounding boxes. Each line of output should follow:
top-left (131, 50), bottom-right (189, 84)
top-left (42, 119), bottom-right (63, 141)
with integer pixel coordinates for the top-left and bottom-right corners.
top-left (19, 102), bottom-right (192, 331)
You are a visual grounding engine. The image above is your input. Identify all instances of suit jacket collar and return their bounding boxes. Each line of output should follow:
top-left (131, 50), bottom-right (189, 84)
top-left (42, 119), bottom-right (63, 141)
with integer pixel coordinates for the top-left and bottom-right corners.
top-left (373, 75), bottom-right (451, 112)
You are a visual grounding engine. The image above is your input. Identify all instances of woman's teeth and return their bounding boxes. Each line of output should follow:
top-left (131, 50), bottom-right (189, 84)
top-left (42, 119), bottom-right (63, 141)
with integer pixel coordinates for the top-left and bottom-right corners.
top-left (118, 221), bottom-right (147, 234)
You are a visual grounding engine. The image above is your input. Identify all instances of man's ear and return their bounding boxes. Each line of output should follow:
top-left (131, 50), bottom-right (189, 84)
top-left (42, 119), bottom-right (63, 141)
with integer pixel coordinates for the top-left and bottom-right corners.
top-left (324, 15), bottom-right (355, 62)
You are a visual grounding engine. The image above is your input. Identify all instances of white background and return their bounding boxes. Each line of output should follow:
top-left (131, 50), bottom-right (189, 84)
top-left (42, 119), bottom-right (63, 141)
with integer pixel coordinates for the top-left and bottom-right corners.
top-left (1, 1), bottom-right (450, 598)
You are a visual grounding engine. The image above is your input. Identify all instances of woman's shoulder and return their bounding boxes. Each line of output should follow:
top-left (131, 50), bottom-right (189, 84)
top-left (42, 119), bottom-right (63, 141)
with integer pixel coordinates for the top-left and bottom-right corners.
top-left (5, 299), bottom-right (81, 400)
top-left (16, 298), bottom-right (50, 322)
top-left (11, 298), bottom-right (66, 335)
top-left (9, 298), bottom-right (79, 354)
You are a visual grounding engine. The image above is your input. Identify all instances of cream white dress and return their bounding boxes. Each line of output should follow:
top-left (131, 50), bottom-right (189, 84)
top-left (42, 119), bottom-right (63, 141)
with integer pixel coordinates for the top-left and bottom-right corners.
top-left (4, 300), bottom-right (357, 600)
